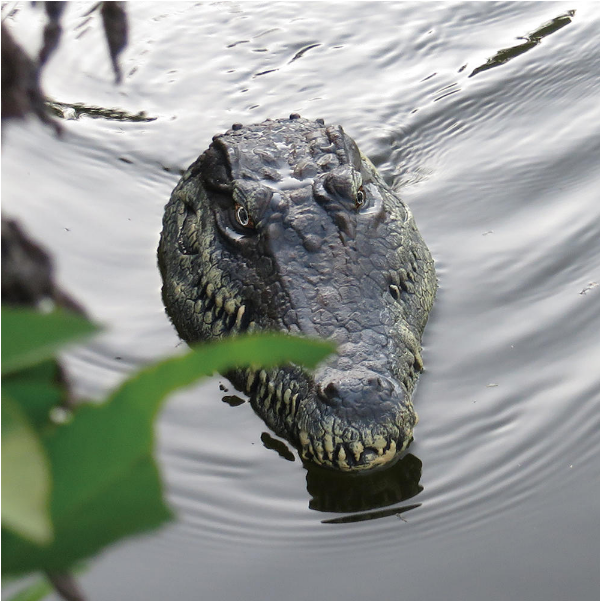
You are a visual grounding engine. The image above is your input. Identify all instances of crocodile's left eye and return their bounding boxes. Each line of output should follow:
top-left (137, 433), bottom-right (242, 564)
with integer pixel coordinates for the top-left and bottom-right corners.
top-left (235, 203), bottom-right (254, 229)
top-left (355, 186), bottom-right (366, 209)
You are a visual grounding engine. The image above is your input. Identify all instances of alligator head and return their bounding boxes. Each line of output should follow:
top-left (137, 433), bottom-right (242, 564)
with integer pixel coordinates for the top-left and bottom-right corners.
top-left (158, 115), bottom-right (436, 471)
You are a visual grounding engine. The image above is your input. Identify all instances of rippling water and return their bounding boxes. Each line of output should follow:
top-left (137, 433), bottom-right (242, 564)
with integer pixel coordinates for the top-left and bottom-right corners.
top-left (3, 1), bottom-right (600, 599)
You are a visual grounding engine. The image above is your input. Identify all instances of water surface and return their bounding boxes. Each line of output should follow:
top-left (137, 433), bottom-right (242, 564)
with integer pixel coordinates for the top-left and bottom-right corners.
top-left (2, 1), bottom-right (600, 599)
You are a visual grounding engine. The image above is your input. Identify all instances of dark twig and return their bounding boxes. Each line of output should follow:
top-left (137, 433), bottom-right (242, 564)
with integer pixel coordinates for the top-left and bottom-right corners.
top-left (1, 1), bottom-right (130, 130)
top-left (1, 23), bottom-right (59, 130)
top-left (100, 1), bottom-right (128, 83)
top-left (46, 572), bottom-right (87, 601)
top-left (39, 1), bottom-right (66, 66)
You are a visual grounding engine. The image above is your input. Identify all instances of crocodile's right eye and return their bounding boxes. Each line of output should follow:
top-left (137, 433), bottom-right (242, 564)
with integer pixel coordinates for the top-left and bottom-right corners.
top-left (355, 186), bottom-right (366, 209)
top-left (235, 203), bottom-right (254, 229)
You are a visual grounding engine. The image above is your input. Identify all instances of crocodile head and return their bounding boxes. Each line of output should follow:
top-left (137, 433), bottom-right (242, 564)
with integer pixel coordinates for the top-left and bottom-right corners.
top-left (158, 115), bottom-right (436, 471)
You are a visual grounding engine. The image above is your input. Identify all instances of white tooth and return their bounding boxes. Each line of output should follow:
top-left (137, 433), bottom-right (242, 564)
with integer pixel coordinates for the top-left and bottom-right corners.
top-left (235, 305), bottom-right (246, 327)
top-left (299, 431), bottom-right (310, 460)
top-left (305, 438), bottom-right (315, 460)
top-left (314, 440), bottom-right (325, 464)
top-left (273, 382), bottom-right (283, 414)
top-left (264, 383), bottom-right (274, 409)
top-left (283, 389), bottom-right (291, 405)
top-left (259, 370), bottom-right (267, 383)
top-left (337, 446), bottom-right (349, 470)
top-left (373, 435), bottom-right (386, 456)
top-left (350, 441), bottom-right (364, 463)
top-left (205, 283), bottom-right (214, 299)
top-left (224, 299), bottom-right (236, 315)
top-left (246, 370), bottom-right (256, 390)
top-left (324, 434), bottom-right (334, 460)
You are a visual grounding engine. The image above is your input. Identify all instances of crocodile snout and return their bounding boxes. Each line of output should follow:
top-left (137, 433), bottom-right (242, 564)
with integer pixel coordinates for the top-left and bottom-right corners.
top-left (295, 368), bottom-right (416, 471)
top-left (316, 369), bottom-right (399, 413)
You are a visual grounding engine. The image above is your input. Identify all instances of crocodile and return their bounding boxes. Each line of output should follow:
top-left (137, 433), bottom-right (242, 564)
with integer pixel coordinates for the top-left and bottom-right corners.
top-left (158, 115), bottom-right (436, 471)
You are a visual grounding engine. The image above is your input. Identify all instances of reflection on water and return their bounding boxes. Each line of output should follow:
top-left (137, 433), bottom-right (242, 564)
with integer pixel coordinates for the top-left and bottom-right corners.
top-left (260, 432), bottom-right (295, 462)
top-left (470, 10), bottom-right (576, 77)
top-left (306, 453), bottom-right (423, 517)
top-left (46, 99), bottom-right (157, 122)
top-left (322, 503), bottom-right (421, 525)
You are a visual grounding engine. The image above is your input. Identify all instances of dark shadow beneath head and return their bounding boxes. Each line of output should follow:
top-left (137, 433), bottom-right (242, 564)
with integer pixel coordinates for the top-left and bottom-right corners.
top-left (305, 453), bottom-right (423, 521)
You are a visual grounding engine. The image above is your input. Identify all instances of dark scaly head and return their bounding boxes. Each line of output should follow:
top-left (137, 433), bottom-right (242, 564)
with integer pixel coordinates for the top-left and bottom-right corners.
top-left (158, 115), bottom-right (436, 471)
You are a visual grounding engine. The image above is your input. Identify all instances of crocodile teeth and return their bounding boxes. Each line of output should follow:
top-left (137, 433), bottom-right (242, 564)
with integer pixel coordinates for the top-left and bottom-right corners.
top-left (372, 434), bottom-right (387, 456)
top-left (224, 299), bottom-right (236, 315)
top-left (235, 305), bottom-right (246, 328)
top-left (323, 434), bottom-right (334, 461)
top-left (262, 381), bottom-right (275, 410)
top-left (349, 441), bottom-right (364, 463)
top-left (336, 445), bottom-right (349, 470)
top-left (246, 369), bottom-right (256, 391)
top-left (290, 393), bottom-right (298, 416)
top-left (274, 382), bottom-right (283, 415)
top-left (313, 439), bottom-right (325, 464)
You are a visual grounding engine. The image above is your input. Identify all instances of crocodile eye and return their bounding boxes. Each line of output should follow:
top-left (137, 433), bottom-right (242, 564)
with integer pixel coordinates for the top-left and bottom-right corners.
top-left (355, 186), bottom-right (366, 209)
top-left (235, 203), bottom-right (253, 228)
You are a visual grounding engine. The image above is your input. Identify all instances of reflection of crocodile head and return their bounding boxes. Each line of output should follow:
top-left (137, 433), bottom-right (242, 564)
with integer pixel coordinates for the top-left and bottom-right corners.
top-left (158, 115), bottom-right (436, 471)
top-left (306, 453), bottom-right (423, 519)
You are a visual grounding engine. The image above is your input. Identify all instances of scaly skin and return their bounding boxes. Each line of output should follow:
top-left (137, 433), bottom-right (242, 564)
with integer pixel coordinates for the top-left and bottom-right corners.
top-left (158, 115), bottom-right (436, 471)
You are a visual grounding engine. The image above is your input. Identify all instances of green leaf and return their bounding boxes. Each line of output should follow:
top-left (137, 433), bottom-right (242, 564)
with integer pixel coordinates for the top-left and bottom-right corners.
top-left (1, 393), bottom-right (53, 545)
top-left (4, 575), bottom-right (53, 601)
top-left (3, 360), bottom-right (63, 430)
top-left (1, 332), bottom-right (334, 576)
top-left (1, 306), bottom-right (99, 376)
top-left (109, 332), bottom-right (336, 418)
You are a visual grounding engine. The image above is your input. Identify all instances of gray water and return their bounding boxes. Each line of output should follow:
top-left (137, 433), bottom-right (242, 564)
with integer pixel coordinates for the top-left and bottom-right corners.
top-left (2, 1), bottom-right (600, 599)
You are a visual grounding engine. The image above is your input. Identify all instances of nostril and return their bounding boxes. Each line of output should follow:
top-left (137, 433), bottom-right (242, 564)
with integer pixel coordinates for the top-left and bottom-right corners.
top-left (324, 382), bottom-right (339, 398)
top-left (367, 376), bottom-right (384, 391)
top-left (317, 382), bottom-right (341, 408)
top-left (317, 373), bottom-right (399, 411)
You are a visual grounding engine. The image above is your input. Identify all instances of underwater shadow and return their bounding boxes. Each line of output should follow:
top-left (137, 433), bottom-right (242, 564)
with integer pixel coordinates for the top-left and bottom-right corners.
top-left (304, 453), bottom-right (424, 524)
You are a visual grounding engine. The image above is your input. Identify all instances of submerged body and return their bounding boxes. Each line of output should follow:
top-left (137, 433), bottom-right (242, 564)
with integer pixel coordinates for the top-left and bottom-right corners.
top-left (158, 115), bottom-right (436, 471)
